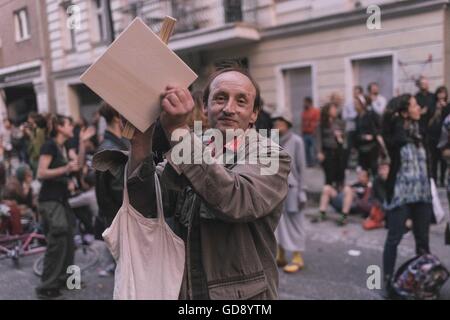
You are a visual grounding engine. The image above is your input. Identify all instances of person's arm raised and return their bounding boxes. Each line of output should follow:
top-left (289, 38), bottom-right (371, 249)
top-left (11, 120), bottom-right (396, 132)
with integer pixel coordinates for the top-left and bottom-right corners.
top-left (159, 85), bottom-right (194, 144)
top-left (128, 123), bottom-right (155, 175)
top-left (128, 85), bottom-right (193, 174)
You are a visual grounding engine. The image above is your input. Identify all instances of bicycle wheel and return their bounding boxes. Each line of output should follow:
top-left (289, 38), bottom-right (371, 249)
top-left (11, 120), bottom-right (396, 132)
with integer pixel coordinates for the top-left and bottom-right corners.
top-left (33, 245), bottom-right (99, 277)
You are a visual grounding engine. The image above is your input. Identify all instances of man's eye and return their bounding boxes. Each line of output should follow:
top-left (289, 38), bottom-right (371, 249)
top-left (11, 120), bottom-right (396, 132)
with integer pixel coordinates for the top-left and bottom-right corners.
top-left (238, 99), bottom-right (247, 104)
top-left (215, 96), bottom-right (225, 103)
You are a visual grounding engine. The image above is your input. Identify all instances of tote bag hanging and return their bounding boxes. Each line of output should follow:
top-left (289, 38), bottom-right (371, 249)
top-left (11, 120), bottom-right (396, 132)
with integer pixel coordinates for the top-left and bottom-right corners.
top-left (103, 168), bottom-right (185, 300)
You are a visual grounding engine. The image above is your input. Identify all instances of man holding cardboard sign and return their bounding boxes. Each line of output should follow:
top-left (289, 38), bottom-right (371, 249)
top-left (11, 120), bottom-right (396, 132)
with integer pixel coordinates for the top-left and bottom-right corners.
top-left (94, 65), bottom-right (290, 299)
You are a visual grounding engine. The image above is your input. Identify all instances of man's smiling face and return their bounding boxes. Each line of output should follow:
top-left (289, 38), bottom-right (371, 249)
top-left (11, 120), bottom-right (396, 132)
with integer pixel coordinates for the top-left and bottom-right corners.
top-left (206, 71), bottom-right (259, 135)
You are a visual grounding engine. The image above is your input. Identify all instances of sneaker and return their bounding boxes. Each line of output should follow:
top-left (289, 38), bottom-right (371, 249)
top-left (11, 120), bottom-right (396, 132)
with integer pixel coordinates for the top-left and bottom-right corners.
top-left (60, 281), bottom-right (86, 290)
top-left (83, 234), bottom-right (95, 245)
top-left (105, 263), bottom-right (116, 273)
top-left (98, 264), bottom-right (115, 277)
top-left (336, 214), bottom-right (348, 226)
top-left (311, 212), bottom-right (327, 223)
top-left (283, 262), bottom-right (304, 274)
top-left (283, 253), bottom-right (305, 273)
top-left (36, 288), bottom-right (63, 300)
top-left (74, 235), bottom-right (83, 246)
top-left (98, 270), bottom-right (110, 277)
top-left (380, 278), bottom-right (397, 300)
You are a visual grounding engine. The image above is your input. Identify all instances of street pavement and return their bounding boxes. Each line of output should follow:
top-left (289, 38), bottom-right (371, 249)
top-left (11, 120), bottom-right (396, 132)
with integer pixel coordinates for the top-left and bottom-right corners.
top-left (1, 167), bottom-right (449, 300)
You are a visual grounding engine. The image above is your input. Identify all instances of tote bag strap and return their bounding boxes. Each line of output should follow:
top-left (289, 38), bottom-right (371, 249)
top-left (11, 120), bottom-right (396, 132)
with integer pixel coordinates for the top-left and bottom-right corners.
top-left (122, 162), bottom-right (130, 206)
top-left (122, 162), bottom-right (165, 223)
top-left (154, 172), bottom-right (165, 223)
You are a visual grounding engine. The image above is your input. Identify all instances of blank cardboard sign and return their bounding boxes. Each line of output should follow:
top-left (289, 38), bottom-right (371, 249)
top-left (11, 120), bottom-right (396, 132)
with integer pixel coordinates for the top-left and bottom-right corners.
top-left (80, 17), bottom-right (198, 133)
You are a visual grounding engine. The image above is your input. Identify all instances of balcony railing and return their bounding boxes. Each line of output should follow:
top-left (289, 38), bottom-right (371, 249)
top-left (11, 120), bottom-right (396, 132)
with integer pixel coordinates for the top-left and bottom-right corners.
top-left (123, 0), bottom-right (255, 35)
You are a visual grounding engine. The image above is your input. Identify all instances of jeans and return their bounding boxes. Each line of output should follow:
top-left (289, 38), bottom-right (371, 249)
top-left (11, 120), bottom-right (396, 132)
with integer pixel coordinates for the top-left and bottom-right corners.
top-left (303, 133), bottom-right (317, 167)
top-left (383, 202), bottom-right (432, 278)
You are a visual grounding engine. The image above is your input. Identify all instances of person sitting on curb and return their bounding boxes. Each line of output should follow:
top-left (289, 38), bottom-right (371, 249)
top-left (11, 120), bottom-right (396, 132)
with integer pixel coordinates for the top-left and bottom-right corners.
top-left (363, 160), bottom-right (389, 230)
top-left (312, 167), bottom-right (372, 226)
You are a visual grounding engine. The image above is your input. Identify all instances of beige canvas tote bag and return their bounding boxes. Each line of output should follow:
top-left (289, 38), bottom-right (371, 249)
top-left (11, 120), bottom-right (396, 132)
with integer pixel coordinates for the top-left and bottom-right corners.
top-left (103, 166), bottom-right (185, 300)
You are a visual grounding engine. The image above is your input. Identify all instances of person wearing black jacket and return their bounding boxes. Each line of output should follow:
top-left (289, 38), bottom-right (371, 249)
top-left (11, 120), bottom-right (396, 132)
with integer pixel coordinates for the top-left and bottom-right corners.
top-left (382, 94), bottom-right (433, 298)
top-left (415, 76), bottom-right (436, 133)
top-left (94, 103), bottom-right (169, 234)
top-left (354, 94), bottom-right (382, 176)
top-left (427, 86), bottom-right (450, 186)
top-left (94, 103), bottom-right (129, 236)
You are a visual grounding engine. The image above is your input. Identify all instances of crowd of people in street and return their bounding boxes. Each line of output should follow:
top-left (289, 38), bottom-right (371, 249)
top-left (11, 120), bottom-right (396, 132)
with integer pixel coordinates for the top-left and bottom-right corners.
top-left (0, 106), bottom-right (128, 298)
top-left (279, 75), bottom-right (450, 298)
top-left (0, 59), bottom-right (448, 299)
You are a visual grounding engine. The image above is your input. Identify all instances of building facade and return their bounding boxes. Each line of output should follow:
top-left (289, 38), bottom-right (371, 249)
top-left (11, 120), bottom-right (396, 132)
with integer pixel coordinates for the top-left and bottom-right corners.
top-left (0, 0), bottom-right (53, 124)
top-left (43, 0), bottom-right (450, 133)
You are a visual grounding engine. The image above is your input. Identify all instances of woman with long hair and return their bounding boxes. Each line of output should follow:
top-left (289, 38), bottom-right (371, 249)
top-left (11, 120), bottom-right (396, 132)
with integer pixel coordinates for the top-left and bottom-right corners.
top-left (316, 102), bottom-right (346, 190)
top-left (382, 94), bottom-right (433, 298)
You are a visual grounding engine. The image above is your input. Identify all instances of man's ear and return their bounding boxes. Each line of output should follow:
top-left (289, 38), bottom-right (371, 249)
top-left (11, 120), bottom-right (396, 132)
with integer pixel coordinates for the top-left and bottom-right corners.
top-left (249, 110), bottom-right (259, 126)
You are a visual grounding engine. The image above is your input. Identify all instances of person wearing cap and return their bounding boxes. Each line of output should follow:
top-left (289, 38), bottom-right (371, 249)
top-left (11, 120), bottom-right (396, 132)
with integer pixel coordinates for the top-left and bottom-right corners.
top-left (272, 111), bottom-right (307, 273)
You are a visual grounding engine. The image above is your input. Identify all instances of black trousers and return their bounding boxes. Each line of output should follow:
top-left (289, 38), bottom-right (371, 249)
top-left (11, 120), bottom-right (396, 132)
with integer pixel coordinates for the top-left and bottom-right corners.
top-left (322, 147), bottom-right (346, 189)
top-left (430, 145), bottom-right (447, 185)
top-left (73, 206), bottom-right (94, 235)
top-left (36, 201), bottom-right (75, 292)
top-left (358, 146), bottom-right (379, 177)
top-left (383, 202), bottom-right (432, 278)
top-left (344, 130), bottom-right (356, 169)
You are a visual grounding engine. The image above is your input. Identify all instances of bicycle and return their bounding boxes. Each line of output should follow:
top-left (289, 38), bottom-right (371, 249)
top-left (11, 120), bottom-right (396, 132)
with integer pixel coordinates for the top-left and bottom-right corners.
top-left (32, 213), bottom-right (99, 277)
top-left (0, 227), bottom-right (46, 267)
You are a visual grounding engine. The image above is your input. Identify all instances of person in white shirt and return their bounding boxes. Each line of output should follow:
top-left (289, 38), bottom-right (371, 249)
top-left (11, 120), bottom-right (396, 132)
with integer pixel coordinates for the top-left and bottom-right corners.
top-left (368, 82), bottom-right (387, 116)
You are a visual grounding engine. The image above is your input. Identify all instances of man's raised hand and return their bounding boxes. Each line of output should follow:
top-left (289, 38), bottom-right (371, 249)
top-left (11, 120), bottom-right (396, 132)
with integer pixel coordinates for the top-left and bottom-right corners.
top-left (160, 85), bottom-right (194, 139)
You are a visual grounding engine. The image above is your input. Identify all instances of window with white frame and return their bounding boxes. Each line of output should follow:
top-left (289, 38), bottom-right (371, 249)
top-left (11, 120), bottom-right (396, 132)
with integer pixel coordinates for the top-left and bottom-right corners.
top-left (60, 1), bottom-right (77, 51)
top-left (91, 0), bottom-right (112, 43)
top-left (14, 8), bottom-right (30, 42)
